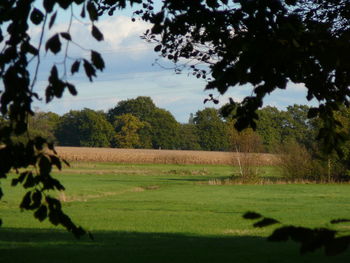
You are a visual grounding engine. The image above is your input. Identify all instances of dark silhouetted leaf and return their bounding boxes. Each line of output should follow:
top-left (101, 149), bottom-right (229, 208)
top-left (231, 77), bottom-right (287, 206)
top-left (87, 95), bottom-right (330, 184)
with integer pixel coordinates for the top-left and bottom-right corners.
top-left (71, 60), bottom-right (80, 74)
top-left (50, 155), bottom-right (62, 170)
top-left (45, 34), bottom-right (61, 54)
top-left (60, 32), bottom-right (71, 41)
top-left (66, 82), bottom-right (78, 96)
top-left (23, 172), bottom-right (35, 188)
top-left (49, 12), bottom-right (57, 29)
top-left (34, 205), bottom-right (48, 222)
top-left (154, 44), bottom-right (162, 52)
top-left (20, 191), bottom-right (32, 209)
top-left (39, 155), bottom-right (52, 176)
top-left (91, 25), bottom-right (104, 41)
top-left (30, 8), bottom-right (44, 25)
top-left (87, 2), bottom-right (98, 21)
top-left (91, 50), bottom-right (105, 71)
top-left (44, 0), bottom-right (56, 13)
top-left (57, 0), bottom-right (71, 9)
top-left (83, 59), bottom-right (96, 82)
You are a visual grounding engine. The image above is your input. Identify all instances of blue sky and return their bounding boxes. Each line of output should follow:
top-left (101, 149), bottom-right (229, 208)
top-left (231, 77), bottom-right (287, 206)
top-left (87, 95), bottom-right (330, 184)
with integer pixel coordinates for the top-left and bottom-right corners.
top-left (27, 2), bottom-right (315, 123)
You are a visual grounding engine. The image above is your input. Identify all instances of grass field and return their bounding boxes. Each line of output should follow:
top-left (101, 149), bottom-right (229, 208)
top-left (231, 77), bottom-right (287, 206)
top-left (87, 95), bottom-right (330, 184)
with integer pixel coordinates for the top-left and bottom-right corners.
top-left (1, 162), bottom-right (350, 262)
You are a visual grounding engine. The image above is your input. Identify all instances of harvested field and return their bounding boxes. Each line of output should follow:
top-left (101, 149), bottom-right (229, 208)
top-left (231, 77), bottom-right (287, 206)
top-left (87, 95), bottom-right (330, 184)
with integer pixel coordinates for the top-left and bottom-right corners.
top-left (55, 146), bottom-right (278, 165)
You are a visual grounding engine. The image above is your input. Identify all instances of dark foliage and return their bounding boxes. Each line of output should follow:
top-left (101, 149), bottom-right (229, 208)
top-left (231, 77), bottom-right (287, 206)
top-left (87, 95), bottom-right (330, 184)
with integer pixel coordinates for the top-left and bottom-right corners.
top-left (245, 213), bottom-right (350, 256)
top-left (134, 0), bottom-right (350, 156)
top-left (0, 0), bottom-right (110, 237)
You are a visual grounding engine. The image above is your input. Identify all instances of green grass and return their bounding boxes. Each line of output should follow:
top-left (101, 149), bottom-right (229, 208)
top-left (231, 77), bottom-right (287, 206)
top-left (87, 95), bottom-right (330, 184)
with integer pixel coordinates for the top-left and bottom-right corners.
top-left (1, 163), bottom-right (350, 262)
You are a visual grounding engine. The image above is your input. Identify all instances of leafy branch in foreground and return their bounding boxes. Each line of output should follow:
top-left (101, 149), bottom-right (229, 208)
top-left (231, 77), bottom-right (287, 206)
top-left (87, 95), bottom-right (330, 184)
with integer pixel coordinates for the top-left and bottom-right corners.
top-left (0, 0), bottom-right (109, 236)
top-left (243, 212), bottom-right (350, 256)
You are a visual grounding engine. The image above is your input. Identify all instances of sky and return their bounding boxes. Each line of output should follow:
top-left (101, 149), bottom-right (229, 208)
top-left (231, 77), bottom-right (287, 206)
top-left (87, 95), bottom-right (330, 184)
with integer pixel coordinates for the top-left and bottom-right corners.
top-left (26, 2), bottom-right (316, 123)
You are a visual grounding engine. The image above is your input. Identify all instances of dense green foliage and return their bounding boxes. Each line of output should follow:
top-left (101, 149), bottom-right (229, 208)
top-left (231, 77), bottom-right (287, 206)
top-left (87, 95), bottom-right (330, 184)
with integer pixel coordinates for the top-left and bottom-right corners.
top-left (55, 109), bottom-right (114, 147)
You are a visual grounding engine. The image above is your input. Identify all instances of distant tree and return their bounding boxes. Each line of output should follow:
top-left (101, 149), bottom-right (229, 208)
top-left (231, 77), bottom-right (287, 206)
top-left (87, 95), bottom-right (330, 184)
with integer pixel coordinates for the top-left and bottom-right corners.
top-left (56, 109), bottom-right (114, 147)
top-left (178, 124), bottom-right (201, 150)
top-left (255, 107), bottom-right (286, 152)
top-left (107, 96), bottom-right (157, 123)
top-left (150, 108), bottom-right (180, 149)
top-left (112, 113), bottom-right (148, 148)
top-left (194, 108), bottom-right (230, 151)
top-left (108, 97), bottom-right (180, 149)
top-left (29, 111), bottom-right (60, 143)
top-left (107, 97), bottom-right (156, 147)
top-left (284, 105), bottom-right (314, 148)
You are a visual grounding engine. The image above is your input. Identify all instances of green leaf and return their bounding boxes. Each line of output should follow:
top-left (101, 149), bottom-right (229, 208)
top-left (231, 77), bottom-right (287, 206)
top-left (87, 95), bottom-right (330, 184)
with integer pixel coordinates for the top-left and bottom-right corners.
top-left (91, 25), bottom-right (104, 41)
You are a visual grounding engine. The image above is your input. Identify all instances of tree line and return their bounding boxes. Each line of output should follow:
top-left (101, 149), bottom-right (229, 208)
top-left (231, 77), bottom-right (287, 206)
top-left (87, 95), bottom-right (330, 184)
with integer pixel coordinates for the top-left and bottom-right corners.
top-left (2, 95), bottom-right (349, 180)
top-left (1, 96), bottom-right (347, 152)
top-left (0, 97), bottom-right (314, 150)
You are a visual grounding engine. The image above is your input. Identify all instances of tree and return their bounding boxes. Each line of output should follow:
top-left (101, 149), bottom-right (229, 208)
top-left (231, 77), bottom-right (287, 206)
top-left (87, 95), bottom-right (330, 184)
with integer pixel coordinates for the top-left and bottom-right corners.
top-left (150, 108), bottom-right (180, 149)
top-left (28, 111), bottom-right (60, 143)
top-left (255, 107), bottom-right (285, 152)
top-left (140, 0), bottom-right (350, 155)
top-left (112, 113), bottom-right (147, 148)
top-left (55, 109), bottom-right (114, 147)
top-left (194, 108), bottom-right (230, 151)
top-left (178, 123), bottom-right (201, 150)
top-left (107, 96), bottom-right (157, 123)
top-left (108, 97), bottom-right (180, 149)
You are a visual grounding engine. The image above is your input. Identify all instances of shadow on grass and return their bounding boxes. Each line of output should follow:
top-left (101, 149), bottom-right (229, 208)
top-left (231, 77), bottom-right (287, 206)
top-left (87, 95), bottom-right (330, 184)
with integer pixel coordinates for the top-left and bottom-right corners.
top-left (0, 228), bottom-right (349, 263)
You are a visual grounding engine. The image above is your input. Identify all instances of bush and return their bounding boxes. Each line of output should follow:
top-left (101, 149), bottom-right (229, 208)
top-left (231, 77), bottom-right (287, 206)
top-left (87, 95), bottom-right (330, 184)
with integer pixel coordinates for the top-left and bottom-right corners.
top-left (231, 128), bottom-right (263, 180)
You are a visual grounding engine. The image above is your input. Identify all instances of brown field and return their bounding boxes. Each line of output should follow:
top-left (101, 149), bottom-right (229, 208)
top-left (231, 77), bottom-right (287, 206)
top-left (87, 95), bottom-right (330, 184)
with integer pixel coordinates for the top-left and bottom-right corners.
top-left (55, 147), bottom-right (278, 165)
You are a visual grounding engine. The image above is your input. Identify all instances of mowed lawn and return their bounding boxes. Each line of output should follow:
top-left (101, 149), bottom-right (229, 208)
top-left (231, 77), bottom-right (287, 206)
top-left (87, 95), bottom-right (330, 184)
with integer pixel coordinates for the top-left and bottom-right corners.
top-left (1, 163), bottom-right (350, 263)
